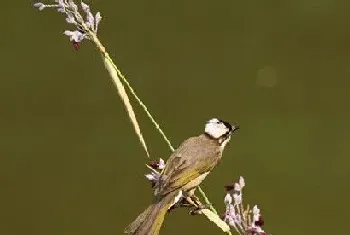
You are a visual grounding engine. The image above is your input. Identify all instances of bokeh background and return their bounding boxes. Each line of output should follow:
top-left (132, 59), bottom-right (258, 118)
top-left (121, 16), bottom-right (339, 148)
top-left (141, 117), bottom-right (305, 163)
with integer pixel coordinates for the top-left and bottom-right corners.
top-left (1, 1), bottom-right (350, 235)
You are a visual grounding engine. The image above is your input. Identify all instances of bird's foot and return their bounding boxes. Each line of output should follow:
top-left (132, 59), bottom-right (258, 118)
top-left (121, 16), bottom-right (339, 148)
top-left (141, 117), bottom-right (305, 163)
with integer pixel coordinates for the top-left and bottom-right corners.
top-left (189, 204), bottom-right (211, 215)
top-left (168, 195), bottom-right (210, 215)
top-left (167, 197), bottom-right (193, 213)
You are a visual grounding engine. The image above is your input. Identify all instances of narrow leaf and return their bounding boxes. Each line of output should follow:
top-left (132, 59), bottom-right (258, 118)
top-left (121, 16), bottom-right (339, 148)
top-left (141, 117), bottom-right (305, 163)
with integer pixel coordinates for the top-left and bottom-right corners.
top-left (201, 209), bottom-right (230, 233)
top-left (103, 56), bottom-right (150, 158)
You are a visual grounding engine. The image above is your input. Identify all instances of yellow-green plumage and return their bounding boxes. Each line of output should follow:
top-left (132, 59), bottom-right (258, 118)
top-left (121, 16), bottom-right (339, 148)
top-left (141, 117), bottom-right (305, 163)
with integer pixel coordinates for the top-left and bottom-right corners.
top-left (156, 134), bottom-right (222, 197)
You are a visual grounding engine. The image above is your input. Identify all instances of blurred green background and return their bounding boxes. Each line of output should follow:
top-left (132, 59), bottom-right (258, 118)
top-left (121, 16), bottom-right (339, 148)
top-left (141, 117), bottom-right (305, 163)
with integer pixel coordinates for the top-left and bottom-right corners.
top-left (1, 0), bottom-right (349, 235)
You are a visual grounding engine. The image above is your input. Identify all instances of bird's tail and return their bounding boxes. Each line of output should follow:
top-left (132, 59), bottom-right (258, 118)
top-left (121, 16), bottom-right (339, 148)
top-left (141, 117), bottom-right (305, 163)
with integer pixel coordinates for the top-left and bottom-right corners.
top-left (124, 191), bottom-right (177, 235)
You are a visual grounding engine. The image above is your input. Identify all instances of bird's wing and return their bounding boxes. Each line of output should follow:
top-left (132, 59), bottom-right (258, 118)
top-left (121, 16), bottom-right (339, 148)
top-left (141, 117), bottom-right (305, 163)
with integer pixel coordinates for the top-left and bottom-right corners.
top-left (156, 136), bottom-right (220, 196)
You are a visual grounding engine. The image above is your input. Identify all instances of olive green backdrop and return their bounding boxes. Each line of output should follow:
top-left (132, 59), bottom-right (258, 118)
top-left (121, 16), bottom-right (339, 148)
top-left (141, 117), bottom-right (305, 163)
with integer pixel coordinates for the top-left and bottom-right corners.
top-left (1, 1), bottom-right (349, 235)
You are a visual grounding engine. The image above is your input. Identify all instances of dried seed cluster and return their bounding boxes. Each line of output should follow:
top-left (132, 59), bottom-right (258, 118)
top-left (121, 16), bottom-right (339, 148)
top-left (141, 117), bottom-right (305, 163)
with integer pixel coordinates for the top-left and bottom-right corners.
top-left (223, 176), bottom-right (268, 235)
top-left (34, 0), bottom-right (102, 43)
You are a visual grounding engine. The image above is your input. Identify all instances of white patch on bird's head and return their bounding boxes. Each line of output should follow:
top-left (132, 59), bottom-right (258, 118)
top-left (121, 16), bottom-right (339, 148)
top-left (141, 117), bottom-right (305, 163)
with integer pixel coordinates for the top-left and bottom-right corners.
top-left (205, 118), bottom-right (232, 139)
top-left (204, 118), bottom-right (238, 147)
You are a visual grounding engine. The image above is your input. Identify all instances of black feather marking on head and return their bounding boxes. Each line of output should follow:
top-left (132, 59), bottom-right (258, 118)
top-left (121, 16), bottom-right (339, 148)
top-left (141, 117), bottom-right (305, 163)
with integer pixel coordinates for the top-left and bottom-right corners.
top-left (219, 119), bottom-right (233, 132)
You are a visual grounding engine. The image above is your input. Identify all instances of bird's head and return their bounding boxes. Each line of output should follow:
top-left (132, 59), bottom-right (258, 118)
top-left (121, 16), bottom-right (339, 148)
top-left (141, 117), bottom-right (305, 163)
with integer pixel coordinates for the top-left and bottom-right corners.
top-left (204, 118), bottom-right (239, 147)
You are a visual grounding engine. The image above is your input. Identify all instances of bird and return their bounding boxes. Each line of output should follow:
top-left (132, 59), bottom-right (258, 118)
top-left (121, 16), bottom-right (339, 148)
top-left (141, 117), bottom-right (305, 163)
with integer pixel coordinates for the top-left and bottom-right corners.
top-left (124, 118), bottom-right (239, 235)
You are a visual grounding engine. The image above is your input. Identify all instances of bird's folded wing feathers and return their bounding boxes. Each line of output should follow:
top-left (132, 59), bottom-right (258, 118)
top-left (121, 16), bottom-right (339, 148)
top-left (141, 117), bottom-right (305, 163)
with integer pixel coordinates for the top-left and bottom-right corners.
top-left (157, 137), bottom-right (219, 196)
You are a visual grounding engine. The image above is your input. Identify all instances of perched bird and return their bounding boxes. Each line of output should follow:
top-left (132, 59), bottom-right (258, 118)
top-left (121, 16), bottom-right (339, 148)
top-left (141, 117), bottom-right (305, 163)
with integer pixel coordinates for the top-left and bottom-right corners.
top-left (124, 118), bottom-right (239, 235)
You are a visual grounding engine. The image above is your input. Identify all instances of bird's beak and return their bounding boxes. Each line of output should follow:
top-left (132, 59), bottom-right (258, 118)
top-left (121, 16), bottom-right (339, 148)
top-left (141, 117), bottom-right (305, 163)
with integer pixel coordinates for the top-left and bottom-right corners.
top-left (231, 125), bottom-right (240, 133)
